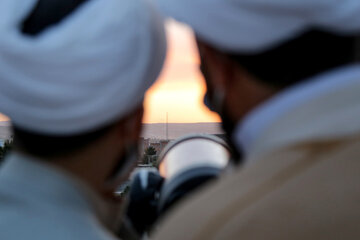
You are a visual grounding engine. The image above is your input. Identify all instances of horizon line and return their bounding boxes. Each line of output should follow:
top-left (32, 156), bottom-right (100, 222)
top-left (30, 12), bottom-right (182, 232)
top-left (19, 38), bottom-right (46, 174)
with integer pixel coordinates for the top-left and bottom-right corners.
top-left (0, 120), bottom-right (222, 124)
top-left (143, 121), bottom-right (221, 124)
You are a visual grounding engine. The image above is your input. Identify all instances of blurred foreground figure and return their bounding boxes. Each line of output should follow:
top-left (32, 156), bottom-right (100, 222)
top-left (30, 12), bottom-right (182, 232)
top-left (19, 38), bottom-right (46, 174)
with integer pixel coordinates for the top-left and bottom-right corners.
top-left (0, 0), bottom-right (166, 239)
top-left (152, 0), bottom-right (360, 239)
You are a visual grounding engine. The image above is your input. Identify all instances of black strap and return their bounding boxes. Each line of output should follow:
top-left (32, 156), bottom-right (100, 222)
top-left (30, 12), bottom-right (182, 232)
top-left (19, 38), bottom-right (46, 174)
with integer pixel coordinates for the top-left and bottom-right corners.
top-left (22, 0), bottom-right (89, 36)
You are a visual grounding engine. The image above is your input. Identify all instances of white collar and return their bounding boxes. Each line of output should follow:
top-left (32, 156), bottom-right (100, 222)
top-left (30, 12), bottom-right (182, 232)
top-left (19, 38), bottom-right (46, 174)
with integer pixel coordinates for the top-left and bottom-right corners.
top-left (233, 64), bottom-right (360, 161)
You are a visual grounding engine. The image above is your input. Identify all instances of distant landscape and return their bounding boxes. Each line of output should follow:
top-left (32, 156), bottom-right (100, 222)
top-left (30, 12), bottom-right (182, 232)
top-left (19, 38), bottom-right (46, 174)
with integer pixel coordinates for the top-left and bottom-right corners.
top-left (142, 122), bottom-right (223, 139)
top-left (0, 121), bottom-right (223, 140)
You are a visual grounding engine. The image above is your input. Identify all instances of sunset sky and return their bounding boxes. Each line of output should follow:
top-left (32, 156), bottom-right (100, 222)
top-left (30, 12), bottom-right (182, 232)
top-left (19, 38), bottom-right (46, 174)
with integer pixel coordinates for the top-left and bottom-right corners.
top-left (0, 20), bottom-right (220, 124)
top-left (143, 20), bottom-right (220, 123)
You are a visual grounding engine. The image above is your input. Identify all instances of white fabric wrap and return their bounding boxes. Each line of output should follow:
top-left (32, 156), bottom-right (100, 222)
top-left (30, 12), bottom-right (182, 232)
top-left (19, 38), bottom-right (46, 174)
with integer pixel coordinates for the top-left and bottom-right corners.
top-left (154, 0), bottom-right (360, 53)
top-left (0, 0), bottom-right (166, 135)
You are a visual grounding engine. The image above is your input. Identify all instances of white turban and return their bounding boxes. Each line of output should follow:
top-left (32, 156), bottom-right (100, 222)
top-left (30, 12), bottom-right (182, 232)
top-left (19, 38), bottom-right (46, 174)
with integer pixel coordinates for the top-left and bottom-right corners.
top-left (154, 0), bottom-right (360, 53)
top-left (0, 0), bottom-right (166, 135)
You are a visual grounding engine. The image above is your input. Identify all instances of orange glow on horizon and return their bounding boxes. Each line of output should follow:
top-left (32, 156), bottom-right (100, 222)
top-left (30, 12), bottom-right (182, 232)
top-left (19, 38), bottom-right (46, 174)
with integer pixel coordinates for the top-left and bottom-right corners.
top-left (144, 73), bottom-right (220, 123)
top-left (143, 20), bottom-right (220, 123)
top-left (0, 115), bottom-right (9, 121)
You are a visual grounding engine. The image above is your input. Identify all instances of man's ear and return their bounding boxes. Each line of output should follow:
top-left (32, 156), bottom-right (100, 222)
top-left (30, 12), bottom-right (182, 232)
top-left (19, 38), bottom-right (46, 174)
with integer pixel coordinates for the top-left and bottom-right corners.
top-left (117, 105), bottom-right (144, 143)
top-left (128, 105), bottom-right (144, 142)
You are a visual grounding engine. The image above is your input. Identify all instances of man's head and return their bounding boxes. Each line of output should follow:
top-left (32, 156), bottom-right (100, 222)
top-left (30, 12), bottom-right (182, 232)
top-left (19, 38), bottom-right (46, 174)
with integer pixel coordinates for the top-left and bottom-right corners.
top-left (0, 0), bottom-right (166, 194)
top-left (154, 0), bottom-right (360, 139)
top-left (197, 29), bottom-right (359, 137)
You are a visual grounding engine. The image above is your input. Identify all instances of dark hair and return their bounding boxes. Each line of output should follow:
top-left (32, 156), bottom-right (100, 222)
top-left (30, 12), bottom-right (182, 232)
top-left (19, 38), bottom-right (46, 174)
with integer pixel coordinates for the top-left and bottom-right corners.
top-left (13, 124), bottom-right (115, 158)
top-left (228, 29), bottom-right (360, 88)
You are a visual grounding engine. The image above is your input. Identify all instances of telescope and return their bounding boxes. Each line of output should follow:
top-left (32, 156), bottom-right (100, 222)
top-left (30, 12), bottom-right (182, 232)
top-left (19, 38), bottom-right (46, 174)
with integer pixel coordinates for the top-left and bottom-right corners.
top-left (121, 134), bottom-right (231, 238)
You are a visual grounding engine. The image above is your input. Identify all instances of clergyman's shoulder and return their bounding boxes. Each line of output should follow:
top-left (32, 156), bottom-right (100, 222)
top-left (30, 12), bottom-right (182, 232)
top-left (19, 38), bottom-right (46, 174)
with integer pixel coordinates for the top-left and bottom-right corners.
top-left (151, 146), bottom-right (314, 240)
